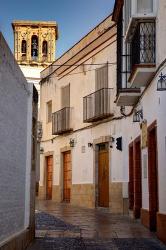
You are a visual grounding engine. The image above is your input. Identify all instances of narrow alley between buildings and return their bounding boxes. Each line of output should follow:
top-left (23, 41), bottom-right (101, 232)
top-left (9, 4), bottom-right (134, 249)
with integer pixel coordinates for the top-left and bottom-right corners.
top-left (27, 200), bottom-right (166, 250)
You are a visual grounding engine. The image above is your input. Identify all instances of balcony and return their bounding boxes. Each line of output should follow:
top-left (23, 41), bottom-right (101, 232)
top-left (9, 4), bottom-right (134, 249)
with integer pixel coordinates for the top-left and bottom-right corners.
top-left (116, 88), bottom-right (141, 106)
top-left (129, 21), bottom-right (156, 88)
top-left (52, 107), bottom-right (73, 135)
top-left (83, 88), bottom-right (113, 123)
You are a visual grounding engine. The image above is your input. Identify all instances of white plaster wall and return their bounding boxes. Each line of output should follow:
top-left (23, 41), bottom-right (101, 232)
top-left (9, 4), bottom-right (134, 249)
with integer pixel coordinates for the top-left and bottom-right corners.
top-left (0, 32), bottom-right (32, 243)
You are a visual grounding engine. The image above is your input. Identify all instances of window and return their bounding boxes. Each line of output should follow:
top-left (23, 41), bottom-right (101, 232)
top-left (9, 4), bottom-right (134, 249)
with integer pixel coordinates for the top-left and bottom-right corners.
top-left (42, 41), bottom-right (48, 56)
top-left (31, 35), bottom-right (38, 59)
top-left (95, 64), bottom-right (108, 90)
top-left (137, 0), bottom-right (153, 14)
top-left (21, 40), bottom-right (27, 54)
top-left (47, 101), bottom-right (52, 123)
top-left (61, 84), bottom-right (70, 108)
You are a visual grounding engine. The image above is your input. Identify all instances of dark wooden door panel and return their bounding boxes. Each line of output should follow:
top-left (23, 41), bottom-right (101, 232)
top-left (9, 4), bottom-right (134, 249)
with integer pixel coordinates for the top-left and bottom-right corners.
top-left (63, 151), bottom-right (71, 202)
top-left (148, 125), bottom-right (158, 231)
top-left (46, 156), bottom-right (53, 200)
top-left (98, 145), bottom-right (109, 207)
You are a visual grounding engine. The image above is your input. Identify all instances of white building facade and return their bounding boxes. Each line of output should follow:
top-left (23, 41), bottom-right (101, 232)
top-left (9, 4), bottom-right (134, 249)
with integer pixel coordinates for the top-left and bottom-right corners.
top-left (113, 0), bottom-right (166, 244)
top-left (39, 15), bottom-right (128, 213)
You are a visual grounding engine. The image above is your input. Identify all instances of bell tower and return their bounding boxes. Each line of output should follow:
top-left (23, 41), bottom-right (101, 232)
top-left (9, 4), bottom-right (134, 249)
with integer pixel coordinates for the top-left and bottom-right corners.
top-left (12, 20), bottom-right (58, 103)
top-left (12, 20), bottom-right (58, 66)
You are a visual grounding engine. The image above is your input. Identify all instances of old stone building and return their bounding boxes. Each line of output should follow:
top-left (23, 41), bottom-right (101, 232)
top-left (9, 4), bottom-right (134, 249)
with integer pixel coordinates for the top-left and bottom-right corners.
top-left (39, 15), bottom-right (126, 213)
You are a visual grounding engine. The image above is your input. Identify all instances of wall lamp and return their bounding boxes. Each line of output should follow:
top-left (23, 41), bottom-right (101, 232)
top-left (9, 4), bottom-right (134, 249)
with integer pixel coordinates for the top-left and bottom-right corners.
top-left (157, 72), bottom-right (166, 91)
top-left (69, 138), bottom-right (75, 148)
top-left (133, 109), bottom-right (143, 123)
top-left (88, 143), bottom-right (93, 148)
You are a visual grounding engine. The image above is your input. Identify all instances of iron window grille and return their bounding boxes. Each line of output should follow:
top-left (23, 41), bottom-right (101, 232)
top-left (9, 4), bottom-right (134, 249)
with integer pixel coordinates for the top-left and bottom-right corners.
top-left (131, 21), bottom-right (156, 69)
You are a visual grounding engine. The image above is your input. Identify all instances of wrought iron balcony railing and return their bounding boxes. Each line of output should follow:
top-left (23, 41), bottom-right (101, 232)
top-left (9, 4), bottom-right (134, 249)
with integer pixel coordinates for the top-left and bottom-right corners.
top-left (83, 88), bottom-right (113, 123)
top-left (52, 107), bottom-right (73, 135)
top-left (131, 21), bottom-right (156, 69)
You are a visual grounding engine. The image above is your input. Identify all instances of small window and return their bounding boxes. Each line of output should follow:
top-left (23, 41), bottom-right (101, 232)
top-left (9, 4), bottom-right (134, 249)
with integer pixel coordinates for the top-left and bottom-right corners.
top-left (31, 35), bottom-right (38, 59)
top-left (47, 101), bottom-right (52, 123)
top-left (21, 40), bottom-right (27, 54)
top-left (42, 41), bottom-right (48, 56)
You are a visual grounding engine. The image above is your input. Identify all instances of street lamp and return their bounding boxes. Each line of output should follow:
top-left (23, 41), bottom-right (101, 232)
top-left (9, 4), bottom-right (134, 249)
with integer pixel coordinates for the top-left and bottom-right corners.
top-left (133, 109), bottom-right (143, 123)
top-left (157, 72), bottom-right (166, 91)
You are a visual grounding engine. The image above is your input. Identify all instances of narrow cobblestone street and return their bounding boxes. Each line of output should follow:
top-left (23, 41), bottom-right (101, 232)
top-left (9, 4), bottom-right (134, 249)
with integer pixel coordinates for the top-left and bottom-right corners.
top-left (27, 200), bottom-right (166, 250)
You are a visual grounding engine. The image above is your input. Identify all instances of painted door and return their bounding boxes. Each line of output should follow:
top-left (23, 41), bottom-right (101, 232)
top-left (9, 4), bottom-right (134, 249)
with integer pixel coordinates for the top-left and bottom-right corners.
top-left (98, 144), bottom-right (109, 207)
top-left (63, 151), bottom-right (72, 202)
top-left (46, 156), bottom-right (53, 200)
top-left (148, 124), bottom-right (158, 231)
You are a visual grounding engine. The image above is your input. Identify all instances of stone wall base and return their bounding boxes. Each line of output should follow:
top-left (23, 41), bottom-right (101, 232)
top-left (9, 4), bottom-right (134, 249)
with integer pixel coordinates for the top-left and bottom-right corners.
top-left (109, 182), bottom-right (123, 213)
top-left (52, 185), bottom-right (61, 202)
top-left (0, 227), bottom-right (34, 250)
top-left (71, 184), bottom-right (95, 208)
top-left (38, 185), bottom-right (45, 200)
top-left (157, 212), bottom-right (166, 244)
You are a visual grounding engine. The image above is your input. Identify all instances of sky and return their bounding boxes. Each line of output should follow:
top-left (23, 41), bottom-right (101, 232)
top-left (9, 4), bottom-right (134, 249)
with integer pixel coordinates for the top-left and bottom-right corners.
top-left (0, 0), bottom-right (115, 58)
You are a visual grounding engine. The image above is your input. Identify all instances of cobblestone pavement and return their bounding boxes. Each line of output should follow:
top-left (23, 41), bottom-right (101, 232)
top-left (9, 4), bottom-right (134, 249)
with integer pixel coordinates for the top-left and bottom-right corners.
top-left (27, 200), bottom-right (166, 250)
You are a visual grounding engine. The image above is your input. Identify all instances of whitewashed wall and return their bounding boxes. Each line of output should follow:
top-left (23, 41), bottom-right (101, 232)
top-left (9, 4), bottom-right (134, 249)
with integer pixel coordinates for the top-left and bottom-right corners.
top-left (0, 32), bottom-right (33, 243)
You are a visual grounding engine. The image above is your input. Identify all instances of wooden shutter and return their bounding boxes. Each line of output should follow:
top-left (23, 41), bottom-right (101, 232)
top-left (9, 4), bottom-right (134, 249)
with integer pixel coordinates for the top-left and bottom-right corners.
top-left (95, 65), bottom-right (108, 90)
top-left (47, 101), bottom-right (52, 123)
top-left (61, 84), bottom-right (70, 108)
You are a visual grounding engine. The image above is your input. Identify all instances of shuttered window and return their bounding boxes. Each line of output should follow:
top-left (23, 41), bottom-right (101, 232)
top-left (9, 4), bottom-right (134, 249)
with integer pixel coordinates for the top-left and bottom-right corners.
top-left (47, 101), bottom-right (52, 123)
top-left (61, 84), bottom-right (70, 108)
top-left (95, 65), bottom-right (108, 90)
top-left (137, 0), bottom-right (153, 13)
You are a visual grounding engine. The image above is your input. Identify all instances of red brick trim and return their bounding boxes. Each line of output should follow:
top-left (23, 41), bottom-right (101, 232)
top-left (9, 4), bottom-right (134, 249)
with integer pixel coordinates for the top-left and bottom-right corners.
top-left (157, 212), bottom-right (166, 244)
top-left (141, 208), bottom-right (150, 229)
top-left (147, 120), bottom-right (159, 231)
top-left (133, 136), bottom-right (142, 219)
top-left (129, 142), bottom-right (134, 210)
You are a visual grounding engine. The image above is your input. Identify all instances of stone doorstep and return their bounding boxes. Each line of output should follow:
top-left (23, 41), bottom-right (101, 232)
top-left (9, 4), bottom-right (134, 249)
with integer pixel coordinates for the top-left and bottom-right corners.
top-left (36, 229), bottom-right (81, 239)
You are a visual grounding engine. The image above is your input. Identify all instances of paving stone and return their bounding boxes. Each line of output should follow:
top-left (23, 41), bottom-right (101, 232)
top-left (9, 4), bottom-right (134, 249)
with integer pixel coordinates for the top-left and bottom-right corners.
top-left (26, 200), bottom-right (166, 250)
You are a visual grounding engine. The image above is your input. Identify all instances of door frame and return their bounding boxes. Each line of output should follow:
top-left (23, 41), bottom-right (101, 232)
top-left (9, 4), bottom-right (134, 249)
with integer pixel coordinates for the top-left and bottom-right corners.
top-left (148, 120), bottom-right (159, 231)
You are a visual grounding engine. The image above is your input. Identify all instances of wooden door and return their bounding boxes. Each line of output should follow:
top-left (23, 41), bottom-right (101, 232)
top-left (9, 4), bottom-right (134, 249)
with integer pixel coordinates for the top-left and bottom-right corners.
top-left (98, 144), bottom-right (109, 207)
top-left (148, 124), bottom-right (158, 231)
top-left (63, 151), bottom-right (72, 202)
top-left (46, 156), bottom-right (53, 200)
